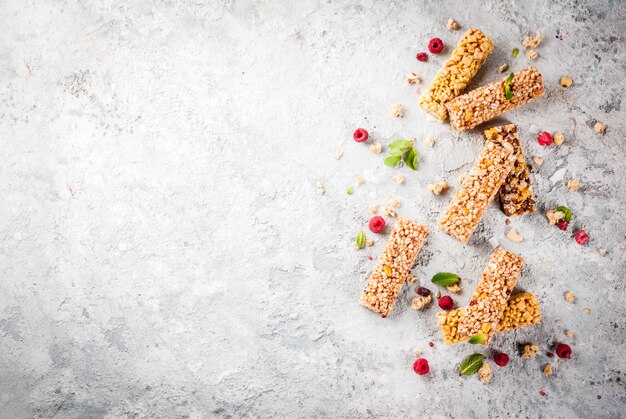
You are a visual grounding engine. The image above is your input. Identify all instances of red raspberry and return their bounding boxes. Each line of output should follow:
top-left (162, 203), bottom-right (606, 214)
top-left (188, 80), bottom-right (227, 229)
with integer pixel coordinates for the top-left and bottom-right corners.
top-left (574, 230), bottom-right (589, 245)
top-left (353, 128), bottom-right (369, 143)
top-left (428, 38), bottom-right (444, 53)
top-left (429, 341), bottom-right (434, 348)
top-left (438, 295), bottom-right (453, 310)
top-left (416, 52), bottom-right (427, 62)
top-left (415, 287), bottom-right (431, 297)
top-left (493, 352), bottom-right (509, 367)
top-left (555, 343), bottom-right (572, 359)
top-left (368, 216), bottom-right (385, 233)
top-left (413, 358), bottom-right (430, 375)
top-left (557, 220), bottom-right (569, 231)
top-left (537, 131), bottom-right (553, 146)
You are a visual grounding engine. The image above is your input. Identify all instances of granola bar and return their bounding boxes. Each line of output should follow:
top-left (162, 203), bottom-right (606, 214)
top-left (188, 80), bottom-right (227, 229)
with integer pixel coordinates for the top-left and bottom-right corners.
top-left (439, 139), bottom-right (516, 244)
top-left (446, 67), bottom-right (545, 131)
top-left (484, 125), bottom-right (536, 216)
top-left (359, 217), bottom-right (429, 317)
top-left (419, 28), bottom-right (494, 121)
top-left (438, 292), bottom-right (541, 344)
top-left (456, 248), bottom-right (524, 342)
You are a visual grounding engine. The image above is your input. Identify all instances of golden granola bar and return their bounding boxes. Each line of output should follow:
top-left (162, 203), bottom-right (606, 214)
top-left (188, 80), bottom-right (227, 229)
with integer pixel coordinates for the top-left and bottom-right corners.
top-left (359, 217), bottom-right (429, 317)
top-left (446, 67), bottom-right (545, 131)
top-left (484, 125), bottom-right (536, 216)
top-left (419, 28), bottom-right (494, 121)
top-left (439, 139), bottom-right (516, 244)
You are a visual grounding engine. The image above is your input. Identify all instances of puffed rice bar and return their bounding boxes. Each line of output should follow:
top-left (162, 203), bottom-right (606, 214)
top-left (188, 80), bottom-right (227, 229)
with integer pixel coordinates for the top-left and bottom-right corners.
top-left (484, 124), bottom-right (536, 216)
top-left (439, 139), bottom-right (516, 244)
top-left (419, 28), bottom-right (494, 121)
top-left (456, 248), bottom-right (524, 342)
top-left (359, 217), bottom-right (429, 317)
top-left (446, 67), bottom-right (545, 131)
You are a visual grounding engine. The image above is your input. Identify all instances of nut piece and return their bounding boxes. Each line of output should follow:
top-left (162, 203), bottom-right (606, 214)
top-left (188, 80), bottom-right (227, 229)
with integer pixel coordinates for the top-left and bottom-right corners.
top-left (369, 142), bottom-right (382, 154)
top-left (424, 137), bottom-right (435, 147)
top-left (567, 179), bottom-right (581, 191)
top-left (435, 290), bottom-right (441, 299)
top-left (384, 207), bottom-right (397, 217)
top-left (387, 198), bottom-right (401, 208)
top-left (447, 18), bottom-right (459, 30)
top-left (479, 362), bottom-right (492, 384)
top-left (598, 248), bottom-right (607, 256)
top-left (316, 181), bottom-right (325, 196)
top-left (525, 49), bottom-right (538, 60)
top-left (446, 284), bottom-right (461, 294)
top-left (521, 344), bottom-right (539, 359)
top-left (406, 72), bottom-right (420, 84)
top-left (543, 364), bottom-right (553, 377)
top-left (334, 149), bottom-right (343, 160)
top-left (523, 33), bottom-right (542, 49)
top-left (393, 174), bottom-right (405, 184)
top-left (565, 329), bottom-right (574, 338)
top-left (428, 181), bottom-right (449, 196)
top-left (564, 292), bottom-right (575, 303)
top-left (583, 307), bottom-right (592, 314)
top-left (553, 132), bottom-right (565, 145)
top-left (594, 122), bottom-right (606, 134)
top-left (365, 239), bottom-right (374, 247)
top-left (546, 210), bottom-right (565, 225)
top-left (356, 176), bottom-right (365, 186)
top-left (368, 205), bottom-right (378, 214)
top-left (411, 295), bottom-right (432, 310)
top-left (392, 103), bottom-right (404, 118)
top-left (532, 156), bottom-right (544, 166)
top-left (506, 228), bottom-right (524, 243)
top-left (560, 76), bottom-right (573, 88)
top-left (413, 347), bottom-right (422, 356)
top-left (499, 63), bottom-right (509, 73)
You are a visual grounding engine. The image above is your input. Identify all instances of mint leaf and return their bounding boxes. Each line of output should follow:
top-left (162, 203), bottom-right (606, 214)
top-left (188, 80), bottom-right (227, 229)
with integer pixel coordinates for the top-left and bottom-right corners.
top-left (459, 353), bottom-right (485, 376)
top-left (356, 230), bottom-right (366, 249)
top-left (504, 72), bottom-right (515, 100)
top-left (468, 334), bottom-right (487, 344)
top-left (431, 272), bottom-right (460, 286)
top-left (556, 205), bottom-right (572, 222)
top-left (403, 147), bottom-right (419, 171)
top-left (384, 155), bottom-right (402, 167)
top-left (512, 48), bottom-right (519, 58)
top-left (389, 139), bottom-right (412, 151)
top-left (347, 187), bottom-right (353, 195)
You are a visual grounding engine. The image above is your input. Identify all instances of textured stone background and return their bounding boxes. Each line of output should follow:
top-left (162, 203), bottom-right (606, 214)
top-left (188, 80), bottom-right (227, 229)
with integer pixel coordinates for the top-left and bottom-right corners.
top-left (1, 0), bottom-right (624, 418)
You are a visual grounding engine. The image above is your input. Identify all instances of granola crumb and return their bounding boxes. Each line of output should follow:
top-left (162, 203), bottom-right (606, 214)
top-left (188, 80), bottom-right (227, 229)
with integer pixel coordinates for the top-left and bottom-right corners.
top-left (446, 284), bottom-right (461, 294)
top-left (479, 362), bottom-right (492, 384)
top-left (598, 248), bottom-right (607, 256)
top-left (594, 121), bottom-right (606, 134)
top-left (583, 307), bottom-right (592, 314)
top-left (560, 76), bottom-right (573, 88)
top-left (506, 228), bottom-right (524, 243)
top-left (546, 209), bottom-right (565, 225)
top-left (387, 198), bottom-right (401, 208)
top-left (428, 181), bottom-right (449, 196)
top-left (543, 364), bottom-right (553, 377)
top-left (356, 176), bottom-right (365, 186)
top-left (424, 137), bottom-right (435, 147)
top-left (567, 179), bottom-right (580, 191)
top-left (334, 149), bottom-right (343, 160)
top-left (384, 207), bottom-right (397, 217)
top-left (447, 18), bottom-right (459, 30)
top-left (316, 181), bottom-right (325, 196)
top-left (393, 174), bottom-right (405, 184)
top-left (406, 72), bottom-right (420, 84)
top-left (564, 292), bottom-right (575, 303)
top-left (435, 290), bottom-right (441, 299)
top-left (521, 344), bottom-right (539, 359)
top-left (565, 329), bottom-right (574, 338)
top-left (369, 142), bottom-right (382, 154)
top-left (532, 156), bottom-right (544, 166)
top-left (406, 273), bottom-right (417, 284)
top-left (525, 49), bottom-right (539, 60)
top-left (499, 63), bottom-right (509, 73)
top-left (413, 347), bottom-right (422, 356)
top-left (554, 132), bottom-right (565, 145)
top-left (368, 205), bottom-right (378, 214)
top-left (411, 295), bottom-right (432, 310)
top-left (392, 103), bottom-right (404, 118)
top-left (365, 239), bottom-right (374, 247)
top-left (523, 32), bottom-right (542, 49)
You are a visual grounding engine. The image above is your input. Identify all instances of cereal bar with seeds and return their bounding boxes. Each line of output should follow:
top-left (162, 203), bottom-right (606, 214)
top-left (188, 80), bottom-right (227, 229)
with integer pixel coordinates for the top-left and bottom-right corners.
top-left (439, 139), bottom-right (516, 244)
top-left (456, 248), bottom-right (524, 342)
top-left (419, 28), bottom-right (494, 121)
top-left (484, 124), bottom-right (536, 216)
top-left (437, 292), bottom-right (541, 345)
top-left (359, 217), bottom-right (428, 317)
top-left (446, 67), bottom-right (545, 131)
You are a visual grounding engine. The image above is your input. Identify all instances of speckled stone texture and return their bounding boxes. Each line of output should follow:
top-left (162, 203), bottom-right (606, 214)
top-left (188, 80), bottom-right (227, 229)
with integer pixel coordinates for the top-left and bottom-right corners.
top-left (1, 1), bottom-right (624, 418)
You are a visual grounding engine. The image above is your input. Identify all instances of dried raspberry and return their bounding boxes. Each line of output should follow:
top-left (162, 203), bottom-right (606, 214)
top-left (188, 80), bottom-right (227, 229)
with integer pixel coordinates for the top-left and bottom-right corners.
top-left (493, 352), bottom-right (509, 367)
top-left (369, 216), bottom-right (385, 233)
top-left (574, 230), bottom-right (589, 245)
top-left (416, 52), bottom-right (427, 62)
top-left (557, 220), bottom-right (569, 231)
top-left (540, 391), bottom-right (547, 397)
top-left (537, 131), bottom-right (553, 146)
top-left (555, 343), bottom-right (572, 359)
top-left (416, 287), bottom-right (431, 297)
top-left (353, 128), bottom-right (369, 143)
top-left (428, 38), bottom-right (444, 53)
top-left (413, 358), bottom-right (430, 375)
top-left (547, 352), bottom-right (554, 358)
top-left (367, 255), bottom-right (373, 260)
top-left (438, 295), bottom-right (453, 310)
top-left (429, 341), bottom-right (434, 348)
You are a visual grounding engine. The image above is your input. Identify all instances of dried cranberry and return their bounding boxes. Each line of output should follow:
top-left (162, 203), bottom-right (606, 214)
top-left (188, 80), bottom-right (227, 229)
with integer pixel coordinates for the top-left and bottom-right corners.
top-left (574, 230), bottom-right (589, 245)
top-left (413, 358), bottom-right (430, 375)
top-left (537, 131), bottom-right (553, 146)
top-left (493, 352), bottom-right (509, 367)
top-left (428, 38), bottom-right (444, 53)
top-left (557, 220), bottom-right (569, 231)
top-left (416, 52), bottom-right (427, 62)
top-left (429, 341), bottom-right (434, 348)
top-left (416, 287), bottom-right (431, 297)
top-left (547, 352), bottom-right (554, 358)
top-left (353, 128), bottom-right (368, 143)
top-left (555, 343), bottom-right (572, 359)
top-left (368, 216), bottom-right (386, 233)
top-left (540, 391), bottom-right (547, 397)
top-left (438, 295), bottom-right (453, 310)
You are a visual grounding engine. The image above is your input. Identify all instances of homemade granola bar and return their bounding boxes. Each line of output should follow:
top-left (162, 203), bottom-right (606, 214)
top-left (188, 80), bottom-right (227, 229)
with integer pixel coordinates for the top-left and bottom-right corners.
top-left (456, 248), bottom-right (524, 342)
top-left (438, 292), bottom-right (541, 344)
top-left (484, 125), bottom-right (536, 216)
top-left (359, 217), bottom-right (429, 317)
top-left (446, 67), bottom-right (545, 131)
top-left (419, 28), bottom-right (494, 121)
top-left (439, 139), bottom-right (516, 244)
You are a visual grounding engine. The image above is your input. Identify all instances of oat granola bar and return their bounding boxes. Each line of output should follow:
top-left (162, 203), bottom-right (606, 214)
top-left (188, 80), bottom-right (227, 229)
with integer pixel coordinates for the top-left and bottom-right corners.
top-left (438, 292), bottom-right (541, 345)
top-left (359, 217), bottom-right (429, 317)
top-left (446, 67), bottom-right (545, 131)
top-left (484, 124), bottom-right (536, 216)
top-left (456, 248), bottom-right (524, 342)
top-left (419, 28), bottom-right (494, 121)
top-left (439, 139), bottom-right (516, 244)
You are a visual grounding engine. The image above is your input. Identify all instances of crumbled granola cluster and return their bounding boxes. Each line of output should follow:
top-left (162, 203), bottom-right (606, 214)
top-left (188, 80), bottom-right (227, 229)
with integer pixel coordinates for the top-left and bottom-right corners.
top-left (521, 343), bottom-right (539, 359)
top-left (419, 28), bottom-right (494, 121)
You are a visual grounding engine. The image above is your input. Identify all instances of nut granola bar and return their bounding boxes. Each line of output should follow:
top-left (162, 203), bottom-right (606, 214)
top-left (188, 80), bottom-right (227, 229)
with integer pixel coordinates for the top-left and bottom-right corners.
top-left (484, 124), bottom-right (536, 216)
top-left (419, 28), bottom-right (494, 121)
top-left (446, 67), bottom-right (545, 131)
top-left (359, 217), bottom-right (429, 317)
top-left (439, 139), bottom-right (516, 244)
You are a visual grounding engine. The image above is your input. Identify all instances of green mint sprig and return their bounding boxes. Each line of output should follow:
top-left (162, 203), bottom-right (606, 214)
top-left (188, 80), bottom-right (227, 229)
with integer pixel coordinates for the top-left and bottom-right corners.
top-left (504, 72), bottom-right (515, 100)
top-left (459, 353), bottom-right (485, 376)
top-left (431, 272), bottom-right (460, 286)
top-left (512, 48), bottom-right (519, 58)
top-left (355, 230), bottom-right (366, 249)
top-left (468, 334), bottom-right (487, 344)
top-left (556, 205), bottom-right (572, 222)
top-left (384, 139), bottom-right (419, 171)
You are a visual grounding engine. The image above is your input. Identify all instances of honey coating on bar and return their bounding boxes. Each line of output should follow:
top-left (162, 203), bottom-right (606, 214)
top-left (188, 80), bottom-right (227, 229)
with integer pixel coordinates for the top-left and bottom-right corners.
top-left (359, 217), bottom-right (428, 317)
top-left (446, 67), bottom-right (545, 131)
top-left (484, 124), bottom-right (536, 216)
top-left (438, 293), bottom-right (541, 345)
top-left (439, 140), bottom-right (516, 244)
top-left (456, 248), bottom-right (524, 342)
top-left (419, 28), bottom-right (494, 121)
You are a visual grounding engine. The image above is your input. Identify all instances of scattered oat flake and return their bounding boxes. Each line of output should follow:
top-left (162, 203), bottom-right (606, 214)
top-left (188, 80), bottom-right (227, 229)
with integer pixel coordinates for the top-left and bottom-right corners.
top-left (564, 292), bottom-right (575, 303)
top-left (406, 72), bottom-right (420, 84)
top-left (355, 176), bottom-right (365, 186)
top-left (543, 364), bottom-right (553, 377)
top-left (428, 181), bottom-right (449, 196)
top-left (411, 295), bottom-right (432, 310)
top-left (554, 132), bottom-right (565, 145)
top-left (594, 122), bottom-right (606, 134)
top-left (566, 329), bottom-right (574, 338)
top-left (479, 362), bottom-right (492, 384)
top-left (522, 344), bottom-right (539, 359)
top-left (532, 156), bottom-right (544, 166)
top-left (384, 207), bottom-right (397, 217)
top-left (316, 181), bottom-right (325, 196)
top-left (393, 174), bottom-right (405, 184)
top-left (369, 142), bottom-right (382, 154)
top-left (387, 198), bottom-right (401, 208)
top-left (447, 18), bottom-right (459, 30)
top-left (598, 248), bottom-right (607, 256)
top-left (560, 76), bottom-right (573, 88)
top-left (525, 49), bottom-right (538, 60)
top-left (334, 149), bottom-right (343, 160)
top-left (424, 137), bottom-right (435, 147)
top-left (583, 307), bottom-right (592, 314)
top-left (499, 63), bottom-right (509, 73)
top-left (506, 228), bottom-right (524, 243)
top-left (567, 179), bottom-right (580, 191)
top-left (392, 103), bottom-right (404, 118)
top-left (523, 33), bottom-right (542, 49)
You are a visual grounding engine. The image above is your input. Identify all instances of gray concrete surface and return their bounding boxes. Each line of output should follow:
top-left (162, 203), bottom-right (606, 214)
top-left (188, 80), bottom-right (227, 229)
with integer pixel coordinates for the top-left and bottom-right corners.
top-left (1, 0), bottom-right (625, 417)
